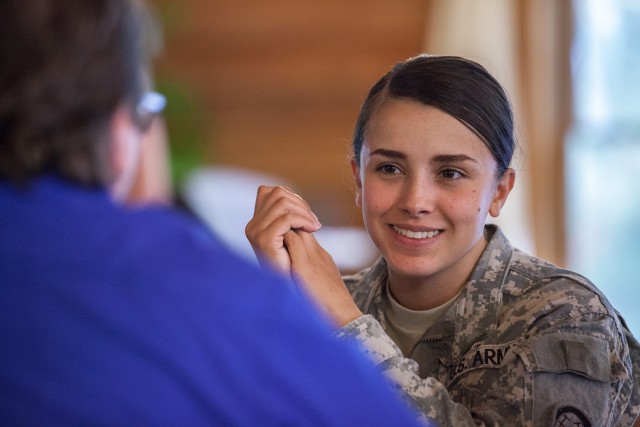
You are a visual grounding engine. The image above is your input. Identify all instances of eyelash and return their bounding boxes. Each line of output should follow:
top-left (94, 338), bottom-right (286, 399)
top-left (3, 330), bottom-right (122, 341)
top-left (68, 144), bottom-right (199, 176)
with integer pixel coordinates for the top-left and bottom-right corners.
top-left (438, 168), bottom-right (465, 180)
top-left (377, 163), bottom-right (402, 174)
top-left (376, 164), bottom-right (465, 180)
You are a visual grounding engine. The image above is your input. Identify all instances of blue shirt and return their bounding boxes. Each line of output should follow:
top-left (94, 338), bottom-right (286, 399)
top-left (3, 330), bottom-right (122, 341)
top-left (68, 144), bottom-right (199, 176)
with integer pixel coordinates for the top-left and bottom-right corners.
top-left (0, 176), bottom-right (421, 426)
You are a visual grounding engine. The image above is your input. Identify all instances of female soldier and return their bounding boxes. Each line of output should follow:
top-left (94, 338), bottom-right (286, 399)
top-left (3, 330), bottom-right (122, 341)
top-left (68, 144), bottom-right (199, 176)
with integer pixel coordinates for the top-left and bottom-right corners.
top-left (246, 55), bottom-right (639, 426)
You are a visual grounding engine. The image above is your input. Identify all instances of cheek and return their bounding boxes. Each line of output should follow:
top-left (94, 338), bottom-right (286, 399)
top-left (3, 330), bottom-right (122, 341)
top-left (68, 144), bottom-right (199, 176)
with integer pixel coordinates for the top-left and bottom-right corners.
top-left (444, 189), bottom-right (488, 221)
top-left (361, 180), bottom-right (391, 213)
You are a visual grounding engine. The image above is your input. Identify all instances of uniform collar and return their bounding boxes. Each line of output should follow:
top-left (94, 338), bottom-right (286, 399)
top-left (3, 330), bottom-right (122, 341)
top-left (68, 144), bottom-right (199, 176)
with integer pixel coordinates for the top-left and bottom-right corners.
top-left (357, 257), bottom-right (389, 330)
top-left (450, 224), bottom-right (514, 359)
top-left (356, 225), bottom-right (515, 359)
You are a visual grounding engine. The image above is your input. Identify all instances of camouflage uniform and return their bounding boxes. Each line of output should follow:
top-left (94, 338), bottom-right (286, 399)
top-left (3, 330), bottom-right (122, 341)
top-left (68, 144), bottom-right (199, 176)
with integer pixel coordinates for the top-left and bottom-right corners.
top-left (337, 225), bottom-right (640, 426)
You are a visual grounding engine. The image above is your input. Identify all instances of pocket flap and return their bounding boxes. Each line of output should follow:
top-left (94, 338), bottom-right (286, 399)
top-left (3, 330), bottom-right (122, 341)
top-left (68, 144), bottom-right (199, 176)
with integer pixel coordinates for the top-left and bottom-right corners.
top-left (523, 333), bottom-right (624, 382)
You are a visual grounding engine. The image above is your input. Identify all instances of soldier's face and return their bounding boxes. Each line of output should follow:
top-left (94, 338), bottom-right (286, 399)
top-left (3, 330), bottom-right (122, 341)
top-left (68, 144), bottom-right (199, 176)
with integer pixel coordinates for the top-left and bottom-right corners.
top-left (352, 98), bottom-right (512, 292)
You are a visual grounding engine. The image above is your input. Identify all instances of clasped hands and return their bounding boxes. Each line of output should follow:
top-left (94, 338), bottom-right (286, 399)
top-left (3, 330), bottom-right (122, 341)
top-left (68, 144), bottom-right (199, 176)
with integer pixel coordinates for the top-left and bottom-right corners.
top-left (245, 186), bottom-right (363, 328)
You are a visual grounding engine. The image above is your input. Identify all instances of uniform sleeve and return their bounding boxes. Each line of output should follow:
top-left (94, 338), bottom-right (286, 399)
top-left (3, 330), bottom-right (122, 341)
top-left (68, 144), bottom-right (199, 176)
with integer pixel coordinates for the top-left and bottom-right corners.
top-left (620, 320), bottom-right (640, 424)
top-left (337, 311), bottom-right (636, 426)
top-left (336, 315), bottom-right (478, 426)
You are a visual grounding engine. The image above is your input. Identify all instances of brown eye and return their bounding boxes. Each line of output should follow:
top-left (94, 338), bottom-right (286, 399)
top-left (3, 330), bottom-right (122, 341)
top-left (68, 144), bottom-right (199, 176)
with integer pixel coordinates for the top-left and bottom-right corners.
top-left (439, 168), bottom-right (463, 179)
top-left (378, 164), bottom-right (401, 174)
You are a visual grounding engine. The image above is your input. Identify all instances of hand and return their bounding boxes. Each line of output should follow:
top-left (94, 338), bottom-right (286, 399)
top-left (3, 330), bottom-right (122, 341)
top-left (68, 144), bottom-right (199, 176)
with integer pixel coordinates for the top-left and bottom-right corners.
top-left (284, 229), bottom-right (363, 327)
top-left (245, 185), bottom-right (321, 275)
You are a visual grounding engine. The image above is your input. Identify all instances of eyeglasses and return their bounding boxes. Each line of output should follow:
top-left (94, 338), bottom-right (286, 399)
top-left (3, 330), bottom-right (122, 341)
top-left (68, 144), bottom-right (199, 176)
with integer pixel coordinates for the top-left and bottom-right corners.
top-left (135, 91), bottom-right (166, 131)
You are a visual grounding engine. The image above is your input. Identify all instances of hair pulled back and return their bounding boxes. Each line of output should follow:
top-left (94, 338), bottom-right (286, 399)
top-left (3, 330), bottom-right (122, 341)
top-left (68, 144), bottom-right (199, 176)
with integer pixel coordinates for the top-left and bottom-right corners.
top-left (353, 55), bottom-right (515, 176)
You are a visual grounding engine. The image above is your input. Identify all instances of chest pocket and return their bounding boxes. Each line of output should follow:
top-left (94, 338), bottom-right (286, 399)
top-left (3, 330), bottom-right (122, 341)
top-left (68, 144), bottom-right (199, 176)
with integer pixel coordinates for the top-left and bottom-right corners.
top-left (520, 333), bottom-right (626, 382)
top-left (517, 333), bottom-right (629, 426)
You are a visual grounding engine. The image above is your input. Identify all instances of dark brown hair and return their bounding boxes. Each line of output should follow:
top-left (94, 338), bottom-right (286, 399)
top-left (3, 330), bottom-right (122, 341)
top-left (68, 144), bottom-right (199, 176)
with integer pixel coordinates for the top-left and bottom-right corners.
top-left (353, 55), bottom-right (515, 176)
top-left (0, 0), bottom-right (152, 186)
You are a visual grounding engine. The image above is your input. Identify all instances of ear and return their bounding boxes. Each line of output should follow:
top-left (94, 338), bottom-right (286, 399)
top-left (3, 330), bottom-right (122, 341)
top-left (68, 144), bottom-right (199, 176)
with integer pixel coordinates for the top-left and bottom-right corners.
top-left (109, 103), bottom-right (142, 201)
top-left (350, 157), bottom-right (363, 208)
top-left (126, 117), bottom-right (173, 205)
top-left (489, 168), bottom-right (515, 217)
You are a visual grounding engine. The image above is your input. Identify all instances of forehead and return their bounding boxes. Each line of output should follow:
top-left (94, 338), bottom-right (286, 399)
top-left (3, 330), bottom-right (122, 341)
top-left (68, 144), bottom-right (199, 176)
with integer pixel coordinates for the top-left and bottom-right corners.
top-left (363, 97), bottom-right (493, 161)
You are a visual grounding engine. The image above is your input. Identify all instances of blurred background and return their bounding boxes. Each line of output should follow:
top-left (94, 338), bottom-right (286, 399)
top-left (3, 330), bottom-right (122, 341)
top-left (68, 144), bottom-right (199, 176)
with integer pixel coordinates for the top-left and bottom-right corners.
top-left (133, 0), bottom-right (640, 334)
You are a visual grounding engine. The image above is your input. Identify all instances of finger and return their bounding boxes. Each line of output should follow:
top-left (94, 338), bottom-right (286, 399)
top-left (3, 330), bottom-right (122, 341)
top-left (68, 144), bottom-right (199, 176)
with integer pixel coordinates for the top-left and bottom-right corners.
top-left (249, 188), bottom-right (321, 239)
top-left (282, 229), bottom-right (305, 259)
top-left (283, 230), bottom-right (362, 327)
top-left (283, 231), bottom-right (317, 279)
top-left (247, 221), bottom-right (294, 275)
top-left (284, 229), bottom-right (327, 265)
top-left (247, 185), bottom-right (321, 271)
top-left (254, 185), bottom-right (318, 221)
top-left (246, 206), bottom-right (320, 250)
top-left (247, 213), bottom-right (319, 277)
top-left (253, 213), bottom-right (319, 250)
top-left (253, 185), bottom-right (276, 213)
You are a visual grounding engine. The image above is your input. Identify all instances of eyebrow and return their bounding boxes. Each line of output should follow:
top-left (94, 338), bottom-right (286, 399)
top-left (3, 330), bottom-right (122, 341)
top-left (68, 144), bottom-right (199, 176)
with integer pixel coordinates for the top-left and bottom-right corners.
top-left (369, 149), bottom-right (478, 164)
top-left (369, 148), bottom-right (407, 160)
top-left (431, 154), bottom-right (478, 164)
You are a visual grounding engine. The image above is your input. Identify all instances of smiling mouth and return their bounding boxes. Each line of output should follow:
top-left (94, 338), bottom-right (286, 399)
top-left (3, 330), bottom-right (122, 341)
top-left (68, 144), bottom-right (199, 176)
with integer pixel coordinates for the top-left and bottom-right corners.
top-left (392, 225), bottom-right (442, 240)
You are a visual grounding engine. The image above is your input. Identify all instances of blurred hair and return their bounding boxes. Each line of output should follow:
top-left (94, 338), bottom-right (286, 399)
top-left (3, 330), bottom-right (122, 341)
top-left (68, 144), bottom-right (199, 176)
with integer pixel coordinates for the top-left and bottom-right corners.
top-left (0, 0), bottom-right (158, 186)
top-left (352, 54), bottom-right (515, 176)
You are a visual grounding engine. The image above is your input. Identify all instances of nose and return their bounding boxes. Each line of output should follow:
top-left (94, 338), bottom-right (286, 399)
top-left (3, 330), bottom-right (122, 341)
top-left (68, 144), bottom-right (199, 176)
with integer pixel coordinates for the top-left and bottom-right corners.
top-left (397, 174), bottom-right (435, 216)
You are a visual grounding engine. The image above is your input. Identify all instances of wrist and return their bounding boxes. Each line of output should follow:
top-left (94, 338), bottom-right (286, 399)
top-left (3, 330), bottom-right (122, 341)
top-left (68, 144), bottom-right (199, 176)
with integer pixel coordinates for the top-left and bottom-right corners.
top-left (334, 304), bottom-right (363, 328)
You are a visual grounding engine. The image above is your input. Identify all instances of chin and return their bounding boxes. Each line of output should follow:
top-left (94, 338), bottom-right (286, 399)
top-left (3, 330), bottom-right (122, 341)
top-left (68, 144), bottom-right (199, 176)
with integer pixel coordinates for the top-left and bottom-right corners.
top-left (384, 252), bottom-right (439, 281)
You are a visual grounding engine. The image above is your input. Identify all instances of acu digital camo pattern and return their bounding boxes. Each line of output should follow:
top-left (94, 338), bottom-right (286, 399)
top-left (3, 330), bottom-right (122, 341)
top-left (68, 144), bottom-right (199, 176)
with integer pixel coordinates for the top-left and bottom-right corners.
top-left (336, 225), bottom-right (640, 426)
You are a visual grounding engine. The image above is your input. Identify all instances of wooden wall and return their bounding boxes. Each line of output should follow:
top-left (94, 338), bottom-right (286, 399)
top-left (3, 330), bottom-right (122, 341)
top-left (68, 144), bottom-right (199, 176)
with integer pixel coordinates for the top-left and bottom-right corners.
top-left (151, 0), bottom-right (428, 226)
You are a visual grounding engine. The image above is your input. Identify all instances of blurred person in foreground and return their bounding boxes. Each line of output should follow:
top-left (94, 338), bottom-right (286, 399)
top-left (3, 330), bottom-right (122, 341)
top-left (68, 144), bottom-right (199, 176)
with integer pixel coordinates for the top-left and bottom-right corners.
top-left (0, 0), bottom-right (424, 425)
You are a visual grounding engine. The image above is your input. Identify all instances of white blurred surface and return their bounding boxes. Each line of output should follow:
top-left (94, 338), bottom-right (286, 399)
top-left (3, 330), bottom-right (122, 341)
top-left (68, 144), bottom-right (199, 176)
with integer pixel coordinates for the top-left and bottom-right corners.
top-left (181, 166), bottom-right (378, 273)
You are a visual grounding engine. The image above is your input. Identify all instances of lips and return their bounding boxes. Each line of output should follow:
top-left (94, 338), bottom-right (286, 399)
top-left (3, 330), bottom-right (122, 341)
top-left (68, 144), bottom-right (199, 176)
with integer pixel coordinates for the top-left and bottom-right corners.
top-left (391, 225), bottom-right (441, 240)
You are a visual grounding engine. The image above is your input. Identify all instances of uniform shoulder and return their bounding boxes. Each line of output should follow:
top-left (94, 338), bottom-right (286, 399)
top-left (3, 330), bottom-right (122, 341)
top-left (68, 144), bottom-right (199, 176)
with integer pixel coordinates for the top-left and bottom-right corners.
top-left (504, 248), bottom-right (618, 320)
top-left (509, 248), bottom-right (564, 282)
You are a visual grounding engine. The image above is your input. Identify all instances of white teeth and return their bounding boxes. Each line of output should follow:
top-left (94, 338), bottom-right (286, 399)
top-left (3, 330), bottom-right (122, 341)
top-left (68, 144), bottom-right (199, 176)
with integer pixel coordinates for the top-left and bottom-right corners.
top-left (392, 225), bottom-right (440, 239)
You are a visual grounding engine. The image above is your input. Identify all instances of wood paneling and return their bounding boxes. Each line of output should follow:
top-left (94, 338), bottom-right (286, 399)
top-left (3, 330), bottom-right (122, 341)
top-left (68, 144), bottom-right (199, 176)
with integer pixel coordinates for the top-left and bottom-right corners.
top-left (152, 0), bottom-right (428, 225)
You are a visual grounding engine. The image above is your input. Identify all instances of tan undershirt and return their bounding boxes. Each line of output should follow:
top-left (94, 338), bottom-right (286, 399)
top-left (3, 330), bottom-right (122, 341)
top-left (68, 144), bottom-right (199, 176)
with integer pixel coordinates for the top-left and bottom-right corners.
top-left (383, 282), bottom-right (459, 357)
